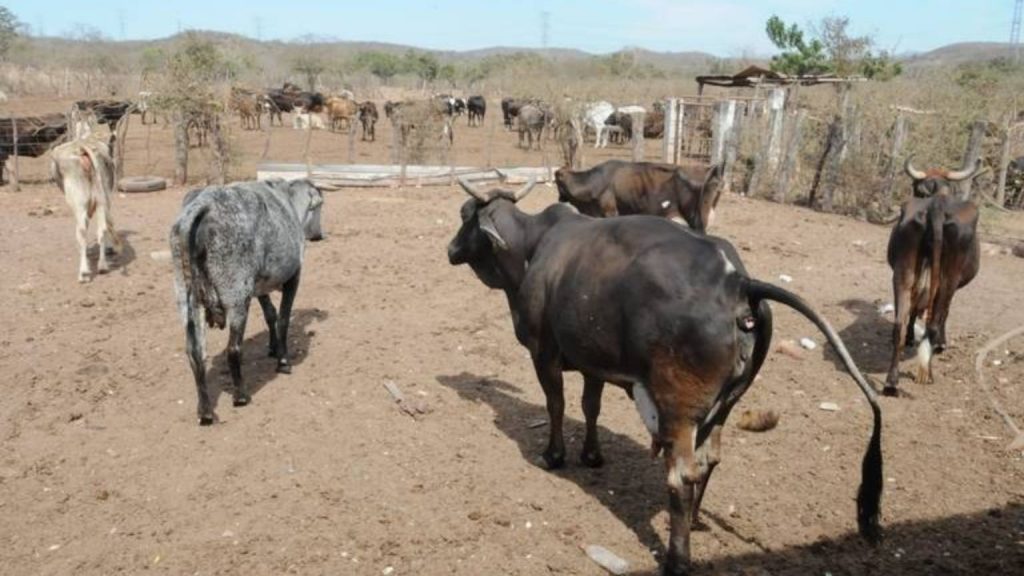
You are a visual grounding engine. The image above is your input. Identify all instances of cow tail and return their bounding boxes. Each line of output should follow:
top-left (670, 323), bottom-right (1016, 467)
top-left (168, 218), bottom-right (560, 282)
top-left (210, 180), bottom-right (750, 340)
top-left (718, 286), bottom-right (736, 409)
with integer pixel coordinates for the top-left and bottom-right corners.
top-left (745, 278), bottom-right (883, 543)
top-left (171, 204), bottom-right (220, 337)
top-left (920, 199), bottom-right (945, 368)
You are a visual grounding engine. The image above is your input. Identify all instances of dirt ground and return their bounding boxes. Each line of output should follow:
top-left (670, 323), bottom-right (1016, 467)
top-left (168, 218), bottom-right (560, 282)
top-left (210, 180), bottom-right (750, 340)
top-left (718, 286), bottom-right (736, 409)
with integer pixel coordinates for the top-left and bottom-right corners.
top-left (1, 101), bottom-right (1023, 576)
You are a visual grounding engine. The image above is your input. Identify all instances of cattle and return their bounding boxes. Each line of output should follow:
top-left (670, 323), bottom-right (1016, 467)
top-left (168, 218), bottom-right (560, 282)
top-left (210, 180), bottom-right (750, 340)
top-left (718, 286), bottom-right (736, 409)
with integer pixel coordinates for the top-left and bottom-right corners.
top-left (389, 99), bottom-right (454, 147)
top-left (75, 100), bottom-right (134, 126)
top-left (501, 97), bottom-right (535, 130)
top-left (604, 105), bottom-right (646, 144)
top-left (358, 101), bottom-right (378, 142)
top-left (447, 178), bottom-right (883, 576)
top-left (229, 87), bottom-right (263, 131)
top-left (293, 110), bottom-right (326, 131)
top-left (516, 104), bottom-right (548, 150)
top-left (264, 89), bottom-right (295, 126)
top-left (134, 91), bottom-right (156, 125)
top-left (0, 114), bottom-right (69, 185)
top-left (169, 179), bottom-right (324, 426)
top-left (324, 96), bottom-right (358, 132)
top-left (554, 160), bottom-right (722, 232)
top-left (575, 100), bottom-right (615, 148)
top-left (644, 105), bottom-right (665, 138)
top-left (467, 95), bottom-right (486, 127)
top-left (883, 157), bottom-right (981, 396)
top-left (49, 111), bottom-right (122, 282)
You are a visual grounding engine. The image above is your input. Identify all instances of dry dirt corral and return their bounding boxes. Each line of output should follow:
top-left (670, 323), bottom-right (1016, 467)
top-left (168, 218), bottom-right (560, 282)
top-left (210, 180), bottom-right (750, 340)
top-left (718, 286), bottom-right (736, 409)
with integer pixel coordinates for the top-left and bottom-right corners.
top-left (1, 107), bottom-right (1023, 576)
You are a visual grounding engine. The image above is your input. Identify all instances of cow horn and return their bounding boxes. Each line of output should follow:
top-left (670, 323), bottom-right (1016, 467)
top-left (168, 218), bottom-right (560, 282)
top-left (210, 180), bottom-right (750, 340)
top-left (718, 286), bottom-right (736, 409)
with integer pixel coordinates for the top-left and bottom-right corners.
top-left (904, 156), bottom-right (927, 180)
top-left (511, 178), bottom-right (537, 201)
top-left (946, 158), bottom-right (982, 182)
top-left (457, 177), bottom-right (493, 203)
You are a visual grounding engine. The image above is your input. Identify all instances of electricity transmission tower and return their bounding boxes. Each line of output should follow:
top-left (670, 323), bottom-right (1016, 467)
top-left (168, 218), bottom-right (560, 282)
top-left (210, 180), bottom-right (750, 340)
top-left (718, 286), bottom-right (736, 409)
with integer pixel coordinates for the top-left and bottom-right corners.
top-left (541, 11), bottom-right (550, 49)
top-left (1012, 0), bottom-right (1023, 62)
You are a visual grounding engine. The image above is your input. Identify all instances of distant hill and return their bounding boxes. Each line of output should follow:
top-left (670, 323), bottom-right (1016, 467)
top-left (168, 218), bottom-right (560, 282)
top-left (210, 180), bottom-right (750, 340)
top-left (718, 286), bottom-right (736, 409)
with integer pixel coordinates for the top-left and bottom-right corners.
top-left (901, 42), bottom-right (1016, 67)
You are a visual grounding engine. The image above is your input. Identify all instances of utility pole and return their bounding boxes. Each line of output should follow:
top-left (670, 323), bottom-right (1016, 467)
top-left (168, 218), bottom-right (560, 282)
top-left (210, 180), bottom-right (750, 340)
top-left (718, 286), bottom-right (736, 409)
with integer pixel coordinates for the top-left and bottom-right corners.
top-left (540, 11), bottom-right (550, 49)
top-left (1012, 0), bottom-right (1023, 63)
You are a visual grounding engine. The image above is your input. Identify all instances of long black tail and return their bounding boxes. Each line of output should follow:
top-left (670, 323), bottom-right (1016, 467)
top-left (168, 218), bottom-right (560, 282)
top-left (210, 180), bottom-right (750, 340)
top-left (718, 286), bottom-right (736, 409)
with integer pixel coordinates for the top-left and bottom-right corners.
top-left (746, 278), bottom-right (883, 543)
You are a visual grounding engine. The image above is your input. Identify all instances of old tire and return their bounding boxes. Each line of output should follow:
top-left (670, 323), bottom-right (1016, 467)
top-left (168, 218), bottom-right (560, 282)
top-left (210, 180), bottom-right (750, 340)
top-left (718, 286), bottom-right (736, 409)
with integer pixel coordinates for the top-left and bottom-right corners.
top-left (118, 176), bottom-right (166, 193)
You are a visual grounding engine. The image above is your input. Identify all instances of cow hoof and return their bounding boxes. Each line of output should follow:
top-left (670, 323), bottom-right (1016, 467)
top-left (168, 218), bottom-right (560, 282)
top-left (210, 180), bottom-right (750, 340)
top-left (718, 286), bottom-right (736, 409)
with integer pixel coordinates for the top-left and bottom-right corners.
top-left (233, 395), bottom-right (251, 407)
top-left (199, 416), bottom-right (215, 426)
top-left (882, 385), bottom-right (900, 398)
top-left (276, 362), bottom-right (292, 374)
top-left (661, 555), bottom-right (690, 576)
top-left (541, 451), bottom-right (566, 470)
top-left (580, 451), bottom-right (604, 468)
top-left (691, 518), bottom-right (710, 531)
top-left (266, 347), bottom-right (277, 358)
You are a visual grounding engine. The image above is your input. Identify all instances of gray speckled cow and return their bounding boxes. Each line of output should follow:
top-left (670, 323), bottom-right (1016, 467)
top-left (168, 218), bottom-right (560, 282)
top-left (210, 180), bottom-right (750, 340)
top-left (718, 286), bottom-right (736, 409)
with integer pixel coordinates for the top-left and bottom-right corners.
top-left (170, 179), bottom-right (324, 425)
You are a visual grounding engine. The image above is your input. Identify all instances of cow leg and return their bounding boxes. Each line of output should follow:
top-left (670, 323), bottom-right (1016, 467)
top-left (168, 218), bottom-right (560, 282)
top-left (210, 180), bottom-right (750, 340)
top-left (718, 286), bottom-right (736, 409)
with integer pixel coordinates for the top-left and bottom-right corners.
top-left (227, 302), bottom-right (251, 407)
top-left (663, 421), bottom-right (699, 576)
top-left (74, 208), bottom-right (91, 282)
top-left (885, 270), bottom-right (916, 396)
top-left (258, 295), bottom-right (280, 357)
top-left (94, 204), bottom-right (119, 273)
top-left (580, 376), bottom-right (605, 468)
top-left (689, 424), bottom-right (722, 529)
top-left (274, 271), bottom-right (301, 374)
top-left (186, 313), bottom-right (214, 425)
top-left (532, 351), bottom-right (566, 469)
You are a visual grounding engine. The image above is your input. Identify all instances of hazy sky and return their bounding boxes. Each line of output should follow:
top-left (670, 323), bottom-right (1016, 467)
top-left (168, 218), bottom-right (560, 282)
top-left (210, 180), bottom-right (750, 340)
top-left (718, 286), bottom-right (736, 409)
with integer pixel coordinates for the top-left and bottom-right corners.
top-left (6, 0), bottom-right (1013, 56)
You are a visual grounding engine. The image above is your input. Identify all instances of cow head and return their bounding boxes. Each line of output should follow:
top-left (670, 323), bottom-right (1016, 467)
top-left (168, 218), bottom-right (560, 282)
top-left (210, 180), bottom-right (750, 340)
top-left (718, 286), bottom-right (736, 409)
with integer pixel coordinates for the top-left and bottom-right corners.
top-left (697, 163), bottom-right (723, 231)
top-left (448, 178), bottom-right (537, 290)
top-left (904, 156), bottom-right (982, 198)
top-left (266, 178), bottom-right (325, 241)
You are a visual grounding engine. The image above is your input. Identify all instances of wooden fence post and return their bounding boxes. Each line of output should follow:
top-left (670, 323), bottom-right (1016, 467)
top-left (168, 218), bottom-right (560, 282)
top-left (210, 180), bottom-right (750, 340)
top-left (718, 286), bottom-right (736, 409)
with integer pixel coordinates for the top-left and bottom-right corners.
top-left (774, 108), bottom-right (806, 203)
top-left (995, 113), bottom-right (1013, 207)
top-left (960, 119), bottom-right (987, 200)
top-left (722, 103), bottom-right (744, 193)
top-left (347, 121), bottom-right (356, 164)
top-left (880, 111), bottom-right (908, 202)
top-left (662, 98), bottom-right (681, 164)
top-left (630, 111), bottom-right (645, 162)
top-left (173, 111), bottom-right (188, 185)
top-left (12, 116), bottom-right (19, 192)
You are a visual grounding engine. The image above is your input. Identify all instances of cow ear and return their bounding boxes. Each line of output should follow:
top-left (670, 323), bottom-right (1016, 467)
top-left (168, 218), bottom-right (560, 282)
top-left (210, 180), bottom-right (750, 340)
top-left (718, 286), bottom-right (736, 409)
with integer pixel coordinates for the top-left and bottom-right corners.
top-left (477, 211), bottom-right (509, 251)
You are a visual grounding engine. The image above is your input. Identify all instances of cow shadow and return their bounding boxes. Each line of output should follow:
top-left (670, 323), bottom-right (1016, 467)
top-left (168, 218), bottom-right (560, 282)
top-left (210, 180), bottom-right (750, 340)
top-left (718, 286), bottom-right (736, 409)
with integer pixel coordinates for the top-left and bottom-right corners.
top-left (625, 502), bottom-right (1024, 575)
top-left (85, 229), bottom-right (138, 274)
top-left (205, 307), bottom-right (328, 416)
top-left (822, 298), bottom-right (895, 377)
top-left (437, 372), bottom-right (687, 558)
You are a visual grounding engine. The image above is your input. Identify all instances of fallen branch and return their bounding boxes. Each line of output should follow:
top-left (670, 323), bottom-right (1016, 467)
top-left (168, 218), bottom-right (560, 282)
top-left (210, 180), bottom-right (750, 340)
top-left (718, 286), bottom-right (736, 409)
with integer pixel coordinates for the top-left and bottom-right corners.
top-left (974, 326), bottom-right (1024, 451)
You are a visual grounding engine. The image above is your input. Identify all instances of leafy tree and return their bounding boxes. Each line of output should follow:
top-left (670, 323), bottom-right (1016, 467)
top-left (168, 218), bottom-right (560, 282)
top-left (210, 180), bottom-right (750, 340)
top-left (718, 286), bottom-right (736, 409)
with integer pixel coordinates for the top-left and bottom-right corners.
top-left (354, 51), bottom-right (401, 84)
top-left (403, 50), bottom-right (439, 87)
top-left (438, 63), bottom-right (456, 88)
top-left (0, 6), bottom-right (20, 61)
top-left (765, 15), bottom-right (830, 75)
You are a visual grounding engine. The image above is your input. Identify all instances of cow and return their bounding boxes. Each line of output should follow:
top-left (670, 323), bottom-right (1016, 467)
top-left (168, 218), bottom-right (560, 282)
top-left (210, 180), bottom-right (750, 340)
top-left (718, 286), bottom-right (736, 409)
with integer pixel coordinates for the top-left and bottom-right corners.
top-left (324, 95), bottom-right (358, 132)
top-left (358, 101), bottom-right (378, 142)
top-left (49, 110), bottom-right (123, 282)
top-left (516, 104), bottom-right (548, 150)
top-left (883, 157), bottom-right (982, 396)
top-left (169, 179), bottom-right (325, 426)
top-left (74, 100), bottom-right (134, 126)
top-left (554, 160), bottom-right (722, 232)
top-left (604, 105), bottom-right (646, 144)
top-left (229, 87), bottom-right (263, 130)
top-left (579, 100), bottom-right (615, 148)
top-left (0, 114), bottom-right (68, 185)
top-left (293, 110), bottom-right (326, 131)
top-left (134, 91), bottom-right (156, 125)
top-left (447, 178), bottom-right (883, 576)
top-left (467, 95), bottom-right (486, 127)
top-left (501, 97), bottom-right (535, 130)
top-left (389, 99), bottom-right (454, 147)
top-left (264, 89), bottom-right (295, 126)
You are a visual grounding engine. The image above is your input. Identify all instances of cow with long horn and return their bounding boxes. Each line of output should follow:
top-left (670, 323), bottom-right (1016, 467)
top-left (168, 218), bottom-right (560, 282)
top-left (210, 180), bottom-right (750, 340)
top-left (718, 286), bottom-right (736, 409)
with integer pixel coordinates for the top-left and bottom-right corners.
top-left (884, 156), bottom-right (981, 395)
top-left (447, 177), bottom-right (884, 575)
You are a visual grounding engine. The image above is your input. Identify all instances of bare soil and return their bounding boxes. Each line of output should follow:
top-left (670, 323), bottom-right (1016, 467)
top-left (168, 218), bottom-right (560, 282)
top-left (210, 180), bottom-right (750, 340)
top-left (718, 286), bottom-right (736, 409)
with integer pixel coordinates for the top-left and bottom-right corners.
top-left (1, 99), bottom-right (1023, 576)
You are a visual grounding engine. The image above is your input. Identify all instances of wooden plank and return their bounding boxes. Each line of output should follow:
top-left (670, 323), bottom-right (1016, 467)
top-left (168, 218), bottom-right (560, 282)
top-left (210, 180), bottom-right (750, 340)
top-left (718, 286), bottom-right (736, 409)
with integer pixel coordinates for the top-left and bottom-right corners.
top-left (257, 164), bottom-right (553, 188)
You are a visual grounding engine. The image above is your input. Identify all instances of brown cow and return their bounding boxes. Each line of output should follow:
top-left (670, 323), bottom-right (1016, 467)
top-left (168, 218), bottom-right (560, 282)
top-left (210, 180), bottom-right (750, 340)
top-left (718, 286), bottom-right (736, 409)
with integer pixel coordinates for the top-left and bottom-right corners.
top-left (554, 160), bottom-right (722, 233)
top-left (325, 96), bottom-right (358, 132)
top-left (883, 157), bottom-right (981, 396)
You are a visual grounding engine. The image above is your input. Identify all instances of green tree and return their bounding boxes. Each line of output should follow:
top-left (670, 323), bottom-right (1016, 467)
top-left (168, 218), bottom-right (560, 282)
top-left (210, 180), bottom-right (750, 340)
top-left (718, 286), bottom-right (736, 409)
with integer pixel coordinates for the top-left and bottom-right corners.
top-left (0, 6), bottom-right (20, 61)
top-left (403, 50), bottom-right (439, 87)
top-left (765, 15), bottom-right (830, 75)
top-left (354, 51), bottom-right (401, 84)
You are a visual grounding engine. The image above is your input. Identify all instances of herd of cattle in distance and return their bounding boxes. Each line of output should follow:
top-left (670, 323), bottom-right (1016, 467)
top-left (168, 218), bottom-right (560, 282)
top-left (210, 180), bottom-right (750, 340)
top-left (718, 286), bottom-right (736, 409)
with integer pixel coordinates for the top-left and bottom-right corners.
top-left (40, 87), bottom-right (987, 574)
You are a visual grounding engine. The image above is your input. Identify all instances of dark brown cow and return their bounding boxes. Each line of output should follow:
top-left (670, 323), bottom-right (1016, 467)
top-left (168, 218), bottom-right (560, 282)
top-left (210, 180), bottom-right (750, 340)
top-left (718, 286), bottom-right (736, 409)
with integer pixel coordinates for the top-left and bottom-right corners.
top-left (554, 160), bottom-right (721, 233)
top-left (358, 101), bottom-right (378, 141)
top-left (447, 179), bottom-right (883, 576)
top-left (883, 157), bottom-right (981, 396)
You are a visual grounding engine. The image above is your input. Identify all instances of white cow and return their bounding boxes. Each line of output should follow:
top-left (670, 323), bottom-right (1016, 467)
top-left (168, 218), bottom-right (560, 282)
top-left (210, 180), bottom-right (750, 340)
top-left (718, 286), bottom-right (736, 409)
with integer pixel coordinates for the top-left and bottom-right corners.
top-left (582, 100), bottom-right (615, 148)
top-left (49, 111), bottom-right (122, 282)
top-left (293, 109), bottom-right (326, 130)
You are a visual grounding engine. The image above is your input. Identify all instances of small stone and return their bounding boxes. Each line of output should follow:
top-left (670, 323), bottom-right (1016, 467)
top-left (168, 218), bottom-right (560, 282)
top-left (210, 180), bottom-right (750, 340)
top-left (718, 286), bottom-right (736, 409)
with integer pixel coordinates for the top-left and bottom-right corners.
top-left (382, 567), bottom-right (394, 575)
top-left (778, 274), bottom-right (793, 283)
top-left (878, 303), bottom-right (895, 315)
top-left (150, 250), bottom-right (172, 262)
top-left (819, 402), bottom-right (840, 412)
top-left (799, 337), bottom-right (817, 350)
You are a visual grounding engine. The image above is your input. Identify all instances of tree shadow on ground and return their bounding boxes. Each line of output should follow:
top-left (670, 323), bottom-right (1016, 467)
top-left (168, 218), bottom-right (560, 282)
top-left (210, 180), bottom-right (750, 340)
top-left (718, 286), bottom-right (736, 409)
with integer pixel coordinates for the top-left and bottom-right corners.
top-left (205, 307), bottom-right (328, 417)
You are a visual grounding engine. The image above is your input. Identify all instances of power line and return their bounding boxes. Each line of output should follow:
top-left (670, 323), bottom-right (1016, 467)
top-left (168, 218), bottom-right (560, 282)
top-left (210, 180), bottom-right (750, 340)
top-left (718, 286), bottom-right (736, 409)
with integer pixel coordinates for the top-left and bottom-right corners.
top-left (540, 11), bottom-right (550, 49)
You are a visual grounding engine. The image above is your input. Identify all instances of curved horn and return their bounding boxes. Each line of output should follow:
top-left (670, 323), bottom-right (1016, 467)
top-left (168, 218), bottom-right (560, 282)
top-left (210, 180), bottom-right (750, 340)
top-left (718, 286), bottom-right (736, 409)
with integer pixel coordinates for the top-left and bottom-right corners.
top-left (511, 178), bottom-right (537, 201)
top-left (946, 157), bottom-right (982, 182)
top-left (457, 177), bottom-right (493, 203)
top-left (904, 155), bottom-right (927, 180)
